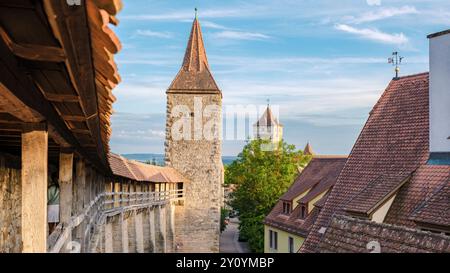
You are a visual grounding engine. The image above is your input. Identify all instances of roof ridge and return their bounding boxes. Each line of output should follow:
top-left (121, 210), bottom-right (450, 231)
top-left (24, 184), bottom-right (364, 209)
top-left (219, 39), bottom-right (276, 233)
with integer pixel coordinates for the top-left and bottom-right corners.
top-left (313, 155), bottom-right (348, 159)
top-left (335, 214), bottom-right (450, 240)
top-left (394, 71), bottom-right (429, 80)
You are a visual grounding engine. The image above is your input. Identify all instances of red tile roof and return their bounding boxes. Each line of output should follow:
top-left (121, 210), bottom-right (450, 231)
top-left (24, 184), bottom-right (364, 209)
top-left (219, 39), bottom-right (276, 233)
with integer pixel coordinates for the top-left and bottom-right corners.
top-left (109, 153), bottom-right (136, 180)
top-left (280, 157), bottom-right (347, 201)
top-left (301, 72), bottom-right (450, 253)
top-left (313, 192), bottom-right (329, 209)
top-left (264, 157), bottom-right (347, 237)
top-left (344, 172), bottom-right (411, 217)
top-left (108, 153), bottom-right (188, 183)
top-left (408, 168), bottom-right (450, 229)
top-left (385, 164), bottom-right (449, 228)
top-left (411, 185), bottom-right (450, 229)
top-left (318, 215), bottom-right (450, 253)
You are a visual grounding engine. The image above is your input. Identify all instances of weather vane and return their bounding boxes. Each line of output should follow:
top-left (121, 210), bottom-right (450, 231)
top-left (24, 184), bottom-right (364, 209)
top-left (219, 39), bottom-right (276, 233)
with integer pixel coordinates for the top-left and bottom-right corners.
top-left (388, 51), bottom-right (404, 79)
top-left (195, 7), bottom-right (198, 19)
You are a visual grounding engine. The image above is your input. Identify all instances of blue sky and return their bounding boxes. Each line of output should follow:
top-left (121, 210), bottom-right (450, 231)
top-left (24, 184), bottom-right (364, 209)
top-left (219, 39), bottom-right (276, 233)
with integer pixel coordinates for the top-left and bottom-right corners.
top-left (110, 0), bottom-right (450, 156)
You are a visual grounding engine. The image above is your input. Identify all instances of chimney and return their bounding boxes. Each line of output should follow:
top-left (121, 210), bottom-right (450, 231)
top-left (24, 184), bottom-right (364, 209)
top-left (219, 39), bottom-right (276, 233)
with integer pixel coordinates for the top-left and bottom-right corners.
top-left (428, 29), bottom-right (450, 163)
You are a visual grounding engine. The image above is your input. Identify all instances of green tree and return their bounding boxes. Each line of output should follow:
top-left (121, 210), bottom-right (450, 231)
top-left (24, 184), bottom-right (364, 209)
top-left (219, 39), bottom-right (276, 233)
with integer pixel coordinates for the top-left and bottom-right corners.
top-left (226, 139), bottom-right (310, 253)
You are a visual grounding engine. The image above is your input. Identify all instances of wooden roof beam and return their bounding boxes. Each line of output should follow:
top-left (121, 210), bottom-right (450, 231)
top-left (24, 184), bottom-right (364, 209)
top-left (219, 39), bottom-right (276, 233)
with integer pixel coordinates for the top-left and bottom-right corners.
top-left (71, 128), bottom-right (91, 135)
top-left (0, 112), bottom-right (23, 124)
top-left (62, 115), bottom-right (87, 122)
top-left (44, 93), bottom-right (80, 103)
top-left (0, 26), bottom-right (66, 62)
top-left (0, 123), bottom-right (22, 131)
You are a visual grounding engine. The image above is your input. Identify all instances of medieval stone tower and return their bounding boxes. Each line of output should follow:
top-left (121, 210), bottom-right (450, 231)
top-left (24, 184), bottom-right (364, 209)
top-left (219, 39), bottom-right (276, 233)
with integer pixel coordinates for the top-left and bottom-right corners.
top-left (164, 16), bottom-right (223, 252)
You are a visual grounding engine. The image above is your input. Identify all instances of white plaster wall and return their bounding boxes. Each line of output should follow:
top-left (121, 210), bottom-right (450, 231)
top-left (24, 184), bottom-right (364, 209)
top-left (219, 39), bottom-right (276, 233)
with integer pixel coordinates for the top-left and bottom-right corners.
top-left (429, 33), bottom-right (450, 153)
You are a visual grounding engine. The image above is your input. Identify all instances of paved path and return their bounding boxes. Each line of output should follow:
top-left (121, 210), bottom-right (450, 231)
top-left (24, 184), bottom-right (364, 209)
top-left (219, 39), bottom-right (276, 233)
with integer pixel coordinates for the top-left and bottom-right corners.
top-left (219, 218), bottom-right (250, 253)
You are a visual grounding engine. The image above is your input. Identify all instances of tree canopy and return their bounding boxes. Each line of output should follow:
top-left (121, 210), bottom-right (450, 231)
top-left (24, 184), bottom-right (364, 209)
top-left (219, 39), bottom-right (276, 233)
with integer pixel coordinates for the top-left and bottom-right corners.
top-left (226, 139), bottom-right (311, 252)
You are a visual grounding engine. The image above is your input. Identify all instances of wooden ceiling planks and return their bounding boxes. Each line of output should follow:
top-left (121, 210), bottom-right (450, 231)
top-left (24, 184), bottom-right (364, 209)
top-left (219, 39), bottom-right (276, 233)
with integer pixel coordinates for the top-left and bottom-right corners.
top-left (0, 1), bottom-right (59, 47)
top-left (0, 26), bottom-right (65, 62)
top-left (43, 0), bottom-right (106, 169)
top-left (42, 0), bottom-right (123, 170)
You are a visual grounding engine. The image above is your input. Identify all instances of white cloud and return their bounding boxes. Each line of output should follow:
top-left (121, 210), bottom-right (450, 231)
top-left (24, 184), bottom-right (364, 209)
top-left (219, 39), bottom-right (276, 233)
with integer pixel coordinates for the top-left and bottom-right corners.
top-left (178, 19), bottom-right (229, 30)
top-left (135, 29), bottom-right (173, 39)
top-left (121, 9), bottom-right (247, 21)
top-left (335, 24), bottom-right (408, 45)
top-left (213, 30), bottom-right (271, 41)
top-left (346, 6), bottom-right (418, 24)
top-left (200, 21), bottom-right (229, 30)
top-left (115, 129), bottom-right (165, 140)
top-left (366, 0), bottom-right (381, 6)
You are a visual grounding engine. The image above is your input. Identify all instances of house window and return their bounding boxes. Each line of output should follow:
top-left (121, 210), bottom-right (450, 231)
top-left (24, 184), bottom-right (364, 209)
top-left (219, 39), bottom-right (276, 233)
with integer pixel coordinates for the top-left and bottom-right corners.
top-left (269, 230), bottom-right (278, 250)
top-left (282, 202), bottom-right (291, 214)
top-left (299, 205), bottom-right (307, 219)
top-left (288, 237), bottom-right (294, 253)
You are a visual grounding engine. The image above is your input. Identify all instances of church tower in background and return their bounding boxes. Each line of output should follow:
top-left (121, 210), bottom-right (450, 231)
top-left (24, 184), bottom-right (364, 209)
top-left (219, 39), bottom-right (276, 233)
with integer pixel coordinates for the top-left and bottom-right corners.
top-left (253, 104), bottom-right (283, 143)
top-left (164, 15), bottom-right (223, 253)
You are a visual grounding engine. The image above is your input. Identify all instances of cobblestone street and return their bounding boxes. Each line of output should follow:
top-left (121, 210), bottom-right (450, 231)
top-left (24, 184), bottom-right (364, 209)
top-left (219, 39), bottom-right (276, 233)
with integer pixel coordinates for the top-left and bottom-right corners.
top-left (219, 218), bottom-right (250, 253)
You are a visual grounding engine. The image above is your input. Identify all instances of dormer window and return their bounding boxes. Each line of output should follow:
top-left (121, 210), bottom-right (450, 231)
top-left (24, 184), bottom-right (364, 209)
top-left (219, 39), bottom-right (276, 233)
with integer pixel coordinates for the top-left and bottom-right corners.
top-left (282, 202), bottom-right (291, 214)
top-left (299, 204), bottom-right (308, 219)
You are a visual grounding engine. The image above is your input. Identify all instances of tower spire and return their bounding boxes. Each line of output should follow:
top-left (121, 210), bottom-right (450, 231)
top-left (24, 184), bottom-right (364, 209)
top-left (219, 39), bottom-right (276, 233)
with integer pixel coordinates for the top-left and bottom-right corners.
top-left (167, 14), bottom-right (220, 93)
top-left (304, 142), bottom-right (315, 156)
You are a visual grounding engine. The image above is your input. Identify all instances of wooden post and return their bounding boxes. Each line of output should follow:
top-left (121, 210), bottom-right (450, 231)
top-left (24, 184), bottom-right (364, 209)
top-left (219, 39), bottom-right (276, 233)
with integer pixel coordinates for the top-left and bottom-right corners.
top-left (74, 159), bottom-right (86, 250)
top-left (75, 160), bottom-right (86, 214)
top-left (114, 181), bottom-right (120, 208)
top-left (21, 123), bottom-right (48, 253)
top-left (84, 165), bottom-right (91, 207)
top-left (59, 152), bottom-right (73, 224)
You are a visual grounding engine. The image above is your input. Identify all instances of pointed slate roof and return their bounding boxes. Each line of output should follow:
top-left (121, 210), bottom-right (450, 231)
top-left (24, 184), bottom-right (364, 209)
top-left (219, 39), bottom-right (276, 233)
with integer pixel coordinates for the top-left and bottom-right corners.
top-left (255, 106), bottom-right (282, 127)
top-left (167, 18), bottom-right (220, 93)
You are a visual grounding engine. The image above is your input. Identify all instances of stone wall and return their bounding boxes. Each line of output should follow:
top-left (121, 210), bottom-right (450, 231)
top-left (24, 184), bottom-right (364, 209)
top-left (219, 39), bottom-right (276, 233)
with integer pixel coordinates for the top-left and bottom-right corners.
top-left (165, 93), bottom-right (223, 253)
top-left (0, 153), bottom-right (21, 253)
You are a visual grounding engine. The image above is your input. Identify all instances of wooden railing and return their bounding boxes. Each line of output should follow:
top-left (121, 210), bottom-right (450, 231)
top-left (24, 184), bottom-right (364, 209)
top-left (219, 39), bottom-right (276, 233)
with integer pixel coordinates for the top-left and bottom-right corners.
top-left (47, 189), bottom-right (184, 253)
